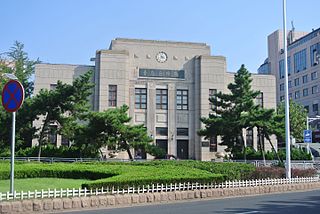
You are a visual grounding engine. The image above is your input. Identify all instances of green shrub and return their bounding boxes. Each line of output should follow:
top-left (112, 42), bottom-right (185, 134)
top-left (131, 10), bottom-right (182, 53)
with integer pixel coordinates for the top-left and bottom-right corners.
top-left (233, 147), bottom-right (312, 161)
top-left (0, 161), bottom-right (226, 189)
top-left (0, 144), bottom-right (99, 158)
top-left (129, 160), bottom-right (255, 180)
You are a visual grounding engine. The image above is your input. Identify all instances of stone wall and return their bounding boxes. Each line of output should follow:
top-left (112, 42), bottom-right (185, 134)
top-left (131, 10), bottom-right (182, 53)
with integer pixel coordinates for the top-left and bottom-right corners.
top-left (1, 182), bottom-right (320, 214)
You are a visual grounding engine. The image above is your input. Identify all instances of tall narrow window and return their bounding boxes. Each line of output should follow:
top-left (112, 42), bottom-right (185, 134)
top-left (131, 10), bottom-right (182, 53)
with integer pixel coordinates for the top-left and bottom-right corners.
top-left (108, 85), bottom-right (117, 107)
top-left (313, 103), bottom-right (319, 113)
top-left (302, 75), bottom-right (308, 84)
top-left (209, 89), bottom-right (217, 111)
top-left (156, 89), bottom-right (168, 110)
top-left (303, 88), bottom-right (308, 97)
top-left (177, 89), bottom-right (188, 110)
top-left (294, 49), bottom-right (307, 72)
top-left (310, 43), bottom-right (320, 66)
top-left (294, 91), bottom-right (300, 99)
top-left (256, 92), bottom-right (264, 108)
top-left (279, 59), bottom-right (284, 79)
top-left (209, 136), bottom-right (217, 152)
top-left (312, 85), bottom-right (318, 94)
top-left (135, 88), bottom-right (147, 109)
top-left (246, 128), bottom-right (253, 148)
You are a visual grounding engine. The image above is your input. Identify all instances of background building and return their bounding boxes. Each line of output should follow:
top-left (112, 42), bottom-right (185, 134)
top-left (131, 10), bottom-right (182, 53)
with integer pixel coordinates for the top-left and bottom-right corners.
top-left (259, 27), bottom-right (320, 133)
top-left (34, 38), bottom-right (276, 160)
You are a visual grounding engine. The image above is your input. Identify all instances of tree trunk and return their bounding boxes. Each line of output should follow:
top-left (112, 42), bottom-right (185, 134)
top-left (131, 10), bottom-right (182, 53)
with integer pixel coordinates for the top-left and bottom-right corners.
top-left (122, 141), bottom-right (133, 160)
top-left (257, 127), bottom-right (266, 166)
top-left (37, 115), bottom-right (50, 162)
top-left (266, 135), bottom-right (283, 164)
top-left (240, 134), bottom-right (246, 162)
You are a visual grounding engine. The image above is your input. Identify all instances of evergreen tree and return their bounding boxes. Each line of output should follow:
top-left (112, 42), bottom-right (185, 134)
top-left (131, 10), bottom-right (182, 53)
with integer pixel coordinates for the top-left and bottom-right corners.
top-left (276, 100), bottom-right (308, 142)
top-left (72, 105), bottom-right (154, 160)
top-left (199, 65), bottom-right (261, 157)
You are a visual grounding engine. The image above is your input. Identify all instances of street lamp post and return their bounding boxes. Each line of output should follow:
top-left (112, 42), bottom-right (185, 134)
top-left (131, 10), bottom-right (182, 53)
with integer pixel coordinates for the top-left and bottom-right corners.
top-left (283, 0), bottom-right (291, 179)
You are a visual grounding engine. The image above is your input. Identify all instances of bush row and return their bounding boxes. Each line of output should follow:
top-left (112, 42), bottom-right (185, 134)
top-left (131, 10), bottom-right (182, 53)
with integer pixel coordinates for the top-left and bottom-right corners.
top-left (0, 145), bottom-right (98, 158)
top-left (0, 162), bottom-right (225, 189)
top-left (233, 147), bottom-right (312, 161)
top-left (129, 160), bottom-right (256, 181)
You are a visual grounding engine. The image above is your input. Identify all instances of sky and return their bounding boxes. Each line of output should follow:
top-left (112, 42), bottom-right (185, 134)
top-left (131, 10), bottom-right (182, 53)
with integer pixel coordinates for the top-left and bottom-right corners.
top-left (1, 0), bottom-right (320, 73)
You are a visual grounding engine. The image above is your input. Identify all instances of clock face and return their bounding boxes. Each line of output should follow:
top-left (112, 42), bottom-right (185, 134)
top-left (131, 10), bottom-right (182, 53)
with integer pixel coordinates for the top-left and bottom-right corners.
top-left (156, 52), bottom-right (167, 63)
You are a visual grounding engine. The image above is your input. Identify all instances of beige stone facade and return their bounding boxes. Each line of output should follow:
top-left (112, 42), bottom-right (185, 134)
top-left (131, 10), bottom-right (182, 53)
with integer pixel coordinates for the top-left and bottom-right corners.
top-left (34, 38), bottom-right (276, 160)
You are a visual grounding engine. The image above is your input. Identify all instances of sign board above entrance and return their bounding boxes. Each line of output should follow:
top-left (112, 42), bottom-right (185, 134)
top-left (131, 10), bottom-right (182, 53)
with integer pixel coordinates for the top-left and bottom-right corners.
top-left (139, 68), bottom-right (185, 79)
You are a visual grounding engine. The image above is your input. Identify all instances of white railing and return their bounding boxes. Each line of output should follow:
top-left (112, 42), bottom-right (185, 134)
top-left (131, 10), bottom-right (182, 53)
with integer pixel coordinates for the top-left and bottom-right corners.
top-left (0, 177), bottom-right (319, 202)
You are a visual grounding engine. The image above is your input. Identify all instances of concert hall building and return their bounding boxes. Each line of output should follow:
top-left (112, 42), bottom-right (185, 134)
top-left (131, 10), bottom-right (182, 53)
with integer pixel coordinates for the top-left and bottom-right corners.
top-left (34, 38), bottom-right (276, 160)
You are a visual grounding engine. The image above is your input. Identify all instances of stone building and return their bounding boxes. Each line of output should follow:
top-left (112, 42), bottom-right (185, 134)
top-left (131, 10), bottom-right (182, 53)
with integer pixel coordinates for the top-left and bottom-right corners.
top-left (34, 38), bottom-right (276, 160)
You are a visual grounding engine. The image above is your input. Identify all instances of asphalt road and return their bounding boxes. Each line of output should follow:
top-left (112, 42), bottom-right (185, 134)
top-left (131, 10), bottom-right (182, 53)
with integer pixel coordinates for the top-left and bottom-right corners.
top-left (63, 189), bottom-right (320, 214)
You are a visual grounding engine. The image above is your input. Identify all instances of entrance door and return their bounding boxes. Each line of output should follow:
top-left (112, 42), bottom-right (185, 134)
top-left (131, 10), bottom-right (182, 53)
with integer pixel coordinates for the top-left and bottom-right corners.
top-left (177, 140), bottom-right (189, 159)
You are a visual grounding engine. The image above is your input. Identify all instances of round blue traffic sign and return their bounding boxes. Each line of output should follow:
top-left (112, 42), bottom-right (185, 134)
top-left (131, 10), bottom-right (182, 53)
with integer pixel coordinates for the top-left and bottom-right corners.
top-left (1, 80), bottom-right (25, 112)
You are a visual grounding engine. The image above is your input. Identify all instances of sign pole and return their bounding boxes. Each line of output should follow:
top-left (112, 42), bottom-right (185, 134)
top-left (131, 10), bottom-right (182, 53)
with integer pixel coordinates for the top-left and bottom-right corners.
top-left (1, 78), bottom-right (25, 194)
top-left (10, 111), bottom-right (16, 193)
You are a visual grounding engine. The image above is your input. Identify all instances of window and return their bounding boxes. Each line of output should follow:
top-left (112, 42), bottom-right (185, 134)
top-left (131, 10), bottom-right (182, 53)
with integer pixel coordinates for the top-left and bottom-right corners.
top-left (305, 105), bottom-right (309, 113)
top-left (310, 43), bottom-right (320, 66)
top-left (280, 96), bottom-right (284, 102)
top-left (209, 89), bottom-right (217, 111)
top-left (176, 89), bottom-right (188, 110)
top-left (177, 128), bottom-right (188, 136)
top-left (303, 88), bottom-right (308, 97)
top-left (279, 83), bottom-right (284, 91)
top-left (279, 57), bottom-right (291, 78)
top-left (156, 127), bottom-right (168, 136)
top-left (156, 89), bottom-right (168, 110)
top-left (48, 125), bottom-right (57, 145)
top-left (294, 91), bottom-right (300, 99)
top-left (279, 59), bottom-right (284, 79)
top-left (108, 85), bottom-right (117, 107)
top-left (311, 71), bottom-right (318, 80)
top-left (302, 74), bottom-right (308, 84)
top-left (294, 78), bottom-right (300, 86)
top-left (313, 104), bottom-right (319, 113)
top-left (288, 80), bottom-right (292, 88)
top-left (289, 93), bottom-right (292, 99)
top-left (209, 136), bottom-right (217, 152)
top-left (256, 92), bottom-right (264, 108)
top-left (246, 128), bottom-right (253, 148)
top-left (50, 84), bottom-right (57, 90)
top-left (288, 56), bottom-right (291, 75)
top-left (312, 85), bottom-right (318, 94)
top-left (294, 49), bottom-right (307, 72)
top-left (135, 88), bottom-right (147, 109)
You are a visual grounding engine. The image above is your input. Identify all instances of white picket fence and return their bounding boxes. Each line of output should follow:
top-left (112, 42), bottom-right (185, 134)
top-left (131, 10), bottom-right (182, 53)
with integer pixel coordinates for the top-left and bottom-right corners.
top-left (0, 177), bottom-right (319, 201)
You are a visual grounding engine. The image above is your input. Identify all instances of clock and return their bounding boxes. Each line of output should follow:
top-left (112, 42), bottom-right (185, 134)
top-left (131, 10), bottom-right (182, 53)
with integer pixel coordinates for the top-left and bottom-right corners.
top-left (156, 51), bottom-right (168, 63)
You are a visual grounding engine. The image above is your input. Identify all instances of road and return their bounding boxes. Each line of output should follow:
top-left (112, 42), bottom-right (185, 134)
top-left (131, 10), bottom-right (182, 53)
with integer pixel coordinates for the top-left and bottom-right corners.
top-left (63, 189), bottom-right (320, 214)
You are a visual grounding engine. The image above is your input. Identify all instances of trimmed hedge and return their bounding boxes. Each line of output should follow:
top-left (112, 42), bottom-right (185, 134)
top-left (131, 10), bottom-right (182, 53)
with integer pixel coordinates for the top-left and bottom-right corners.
top-left (0, 162), bottom-right (225, 189)
top-left (129, 160), bottom-right (255, 181)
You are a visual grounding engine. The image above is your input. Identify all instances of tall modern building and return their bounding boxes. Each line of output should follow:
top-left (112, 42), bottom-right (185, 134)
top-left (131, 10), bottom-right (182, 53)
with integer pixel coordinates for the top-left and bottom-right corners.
top-left (259, 28), bottom-right (320, 132)
top-left (34, 38), bottom-right (277, 160)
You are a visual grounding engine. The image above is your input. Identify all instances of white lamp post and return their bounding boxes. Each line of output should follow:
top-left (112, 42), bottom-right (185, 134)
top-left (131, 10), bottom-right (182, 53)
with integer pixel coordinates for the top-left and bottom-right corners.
top-left (283, 0), bottom-right (291, 179)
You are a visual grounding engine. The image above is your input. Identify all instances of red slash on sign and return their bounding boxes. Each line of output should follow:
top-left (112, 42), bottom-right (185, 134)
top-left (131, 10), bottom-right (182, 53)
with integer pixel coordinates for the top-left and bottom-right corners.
top-left (1, 80), bottom-right (25, 112)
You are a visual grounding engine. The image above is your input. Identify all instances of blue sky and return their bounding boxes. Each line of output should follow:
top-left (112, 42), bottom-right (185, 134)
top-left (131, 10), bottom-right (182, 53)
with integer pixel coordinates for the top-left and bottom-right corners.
top-left (1, 0), bottom-right (320, 72)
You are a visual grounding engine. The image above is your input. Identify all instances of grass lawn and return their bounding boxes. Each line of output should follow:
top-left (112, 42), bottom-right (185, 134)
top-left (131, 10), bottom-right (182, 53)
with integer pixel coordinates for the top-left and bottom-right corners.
top-left (0, 178), bottom-right (89, 192)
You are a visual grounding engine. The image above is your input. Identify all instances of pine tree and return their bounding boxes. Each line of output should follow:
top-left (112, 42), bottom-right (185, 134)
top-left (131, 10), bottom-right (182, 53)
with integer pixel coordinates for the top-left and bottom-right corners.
top-left (199, 65), bottom-right (261, 157)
